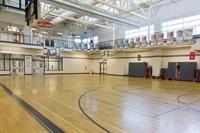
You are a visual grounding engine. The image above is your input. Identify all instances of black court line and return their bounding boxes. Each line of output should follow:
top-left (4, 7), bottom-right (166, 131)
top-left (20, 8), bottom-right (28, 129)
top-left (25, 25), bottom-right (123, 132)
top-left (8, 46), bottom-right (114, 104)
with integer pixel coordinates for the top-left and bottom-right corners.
top-left (177, 93), bottom-right (197, 104)
top-left (78, 89), bottom-right (111, 133)
top-left (0, 83), bottom-right (65, 133)
top-left (87, 96), bottom-right (156, 118)
top-left (112, 87), bottom-right (200, 117)
top-left (154, 99), bottom-right (200, 118)
top-left (112, 87), bottom-right (179, 107)
top-left (177, 93), bottom-right (200, 114)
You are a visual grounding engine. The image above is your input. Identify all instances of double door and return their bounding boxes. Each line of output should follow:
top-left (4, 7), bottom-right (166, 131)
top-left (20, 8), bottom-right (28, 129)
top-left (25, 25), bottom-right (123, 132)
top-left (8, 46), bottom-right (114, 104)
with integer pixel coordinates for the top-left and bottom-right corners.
top-left (100, 62), bottom-right (107, 74)
top-left (11, 60), bottom-right (24, 75)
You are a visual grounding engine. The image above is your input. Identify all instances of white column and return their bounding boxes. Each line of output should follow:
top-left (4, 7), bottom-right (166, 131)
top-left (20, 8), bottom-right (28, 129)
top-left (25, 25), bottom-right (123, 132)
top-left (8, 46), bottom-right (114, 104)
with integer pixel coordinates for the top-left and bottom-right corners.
top-left (113, 24), bottom-right (115, 47)
top-left (148, 7), bottom-right (152, 44)
top-left (24, 26), bottom-right (32, 44)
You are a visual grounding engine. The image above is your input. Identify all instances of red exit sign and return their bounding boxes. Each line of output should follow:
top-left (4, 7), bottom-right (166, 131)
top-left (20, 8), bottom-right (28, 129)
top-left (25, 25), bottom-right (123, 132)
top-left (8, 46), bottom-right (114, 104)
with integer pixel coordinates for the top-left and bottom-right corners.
top-left (189, 52), bottom-right (196, 60)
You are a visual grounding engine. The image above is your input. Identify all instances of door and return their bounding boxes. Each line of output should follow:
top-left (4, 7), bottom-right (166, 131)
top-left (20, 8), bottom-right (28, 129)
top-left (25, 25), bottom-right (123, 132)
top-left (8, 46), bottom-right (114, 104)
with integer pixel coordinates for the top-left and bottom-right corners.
top-left (100, 62), bottom-right (107, 74)
top-left (10, 60), bottom-right (24, 75)
top-left (179, 62), bottom-right (197, 81)
top-left (168, 62), bottom-right (176, 80)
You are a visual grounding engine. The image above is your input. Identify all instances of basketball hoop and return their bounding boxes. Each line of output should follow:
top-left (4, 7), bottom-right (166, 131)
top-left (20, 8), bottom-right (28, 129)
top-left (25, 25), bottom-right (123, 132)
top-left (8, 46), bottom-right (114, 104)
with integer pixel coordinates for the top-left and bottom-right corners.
top-left (30, 20), bottom-right (53, 29)
top-left (44, 47), bottom-right (60, 57)
top-left (26, 0), bottom-right (53, 29)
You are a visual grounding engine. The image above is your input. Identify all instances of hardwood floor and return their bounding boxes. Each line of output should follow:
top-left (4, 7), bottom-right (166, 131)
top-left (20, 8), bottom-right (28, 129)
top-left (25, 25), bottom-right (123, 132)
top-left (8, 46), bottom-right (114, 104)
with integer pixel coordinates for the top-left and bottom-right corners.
top-left (0, 74), bottom-right (200, 133)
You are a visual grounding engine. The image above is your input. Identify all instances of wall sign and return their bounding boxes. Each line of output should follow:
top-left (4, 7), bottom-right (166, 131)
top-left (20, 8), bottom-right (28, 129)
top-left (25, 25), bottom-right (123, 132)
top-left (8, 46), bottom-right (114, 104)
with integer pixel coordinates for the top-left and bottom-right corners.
top-left (137, 54), bottom-right (141, 61)
top-left (189, 52), bottom-right (196, 60)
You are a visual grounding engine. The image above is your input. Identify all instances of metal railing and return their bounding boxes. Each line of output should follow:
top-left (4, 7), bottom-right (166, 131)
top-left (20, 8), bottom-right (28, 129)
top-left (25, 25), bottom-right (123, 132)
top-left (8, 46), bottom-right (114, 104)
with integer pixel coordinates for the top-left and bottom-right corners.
top-left (0, 31), bottom-right (32, 45)
top-left (0, 32), bottom-right (70, 48)
top-left (0, 31), bottom-right (200, 52)
top-left (0, 0), bottom-right (25, 10)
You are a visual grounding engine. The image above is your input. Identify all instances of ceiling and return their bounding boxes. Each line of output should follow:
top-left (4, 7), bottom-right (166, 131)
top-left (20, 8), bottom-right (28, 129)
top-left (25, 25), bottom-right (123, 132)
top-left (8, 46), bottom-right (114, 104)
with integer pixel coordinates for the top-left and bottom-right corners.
top-left (39, 0), bottom-right (177, 29)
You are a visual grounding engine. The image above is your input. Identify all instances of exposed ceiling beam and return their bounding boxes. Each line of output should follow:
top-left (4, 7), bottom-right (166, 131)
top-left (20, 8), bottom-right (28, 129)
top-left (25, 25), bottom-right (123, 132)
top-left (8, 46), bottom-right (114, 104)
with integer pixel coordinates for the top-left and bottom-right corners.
top-left (124, 0), bottom-right (161, 15)
top-left (42, 6), bottom-right (56, 18)
top-left (41, 0), bottom-right (140, 27)
top-left (50, 12), bottom-right (113, 30)
top-left (94, 0), bottom-right (150, 21)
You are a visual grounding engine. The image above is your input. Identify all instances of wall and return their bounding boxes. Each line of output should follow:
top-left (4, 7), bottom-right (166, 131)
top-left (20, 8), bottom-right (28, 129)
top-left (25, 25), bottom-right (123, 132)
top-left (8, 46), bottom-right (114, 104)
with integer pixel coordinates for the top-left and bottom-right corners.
top-left (0, 41), bottom-right (198, 76)
top-left (89, 46), bottom-right (198, 76)
top-left (46, 52), bottom-right (91, 74)
top-left (0, 10), bottom-right (25, 25)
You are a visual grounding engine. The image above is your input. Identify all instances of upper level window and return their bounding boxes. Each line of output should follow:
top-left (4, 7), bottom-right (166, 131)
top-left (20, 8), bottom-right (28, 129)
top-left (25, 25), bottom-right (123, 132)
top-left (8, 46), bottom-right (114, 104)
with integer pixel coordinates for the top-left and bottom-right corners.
top-left (82, 36), bottom-right (98, 44)
top-left (75, 39), bottom-right (81, 44)
top-left (93, 36), bottom-right (98, 44)
top-left (162, 15), bottom-right (200, 38)
top-left (125, 25), bottom-right (154, 40)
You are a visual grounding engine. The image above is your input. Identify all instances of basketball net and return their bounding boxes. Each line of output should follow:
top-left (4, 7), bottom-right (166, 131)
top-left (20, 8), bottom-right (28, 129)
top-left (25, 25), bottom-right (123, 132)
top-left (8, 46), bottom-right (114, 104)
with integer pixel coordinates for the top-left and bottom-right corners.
top-left (28, 0), bottom-right (53, 29)
top-left (30, 19), bottom-right (53, 29)
top-left (44, 47), bottom-right (61, 57)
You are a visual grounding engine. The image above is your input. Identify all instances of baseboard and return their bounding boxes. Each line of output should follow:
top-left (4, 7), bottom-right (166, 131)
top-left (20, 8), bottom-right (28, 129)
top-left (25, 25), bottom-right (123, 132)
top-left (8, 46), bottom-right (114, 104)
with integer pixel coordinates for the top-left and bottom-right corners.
top-left (106, 74), bottom-right (127, 76)
top-left (0, 74), bottom-right (10, 76)
top-left (45, 73), bottom-right (90, 75)
top-left (152, 76), bottom-right (159, 79)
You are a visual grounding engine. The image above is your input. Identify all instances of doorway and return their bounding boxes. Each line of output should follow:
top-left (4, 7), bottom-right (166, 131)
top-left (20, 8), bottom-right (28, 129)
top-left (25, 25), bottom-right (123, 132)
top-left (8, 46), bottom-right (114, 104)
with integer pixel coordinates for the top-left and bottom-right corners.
top-left (100, 62), bottom-right (107, 74)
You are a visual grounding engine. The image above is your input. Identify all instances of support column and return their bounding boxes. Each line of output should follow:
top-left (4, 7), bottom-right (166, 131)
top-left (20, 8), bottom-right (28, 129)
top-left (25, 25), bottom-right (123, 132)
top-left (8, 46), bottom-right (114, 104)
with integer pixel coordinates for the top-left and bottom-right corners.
top-left (148, 7), bottom-right (152, 44)
top-left (112, 24), bottom-right (115, 47)
top-left (24, 26), bottom-right (32, 44)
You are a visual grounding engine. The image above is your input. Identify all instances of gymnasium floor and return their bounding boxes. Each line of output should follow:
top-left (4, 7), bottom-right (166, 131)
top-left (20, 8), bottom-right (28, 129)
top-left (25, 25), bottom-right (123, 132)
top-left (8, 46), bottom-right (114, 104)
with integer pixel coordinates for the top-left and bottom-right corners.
top-left (0, 74), bottom-right (200, 133)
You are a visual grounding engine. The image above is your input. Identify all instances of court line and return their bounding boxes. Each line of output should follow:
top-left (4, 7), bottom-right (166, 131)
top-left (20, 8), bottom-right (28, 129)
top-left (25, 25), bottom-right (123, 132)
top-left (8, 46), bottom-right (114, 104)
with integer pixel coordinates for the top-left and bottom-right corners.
top-left (154, 99), bottom-right (200, 118)
top-left (95, 89), bottom-right (178, 109)
top-left (84, 96), bottom-right (156, 119)
top-left (78, 88), bottom-right (112, 133)
top-left (35, 93), bottom-right (127, 132)
top-left (32, 100), bottom-right (85, 133)
top-left (0, 83), bottom-right (65, 133)
top-left (177, 93), bottom-right (197, 104)
top-left (177, 93), bottom-right (200, 114)
top-left (112, 86), bottom-right (200, 117)
top-left (112, 87), bottom-right (180, 107)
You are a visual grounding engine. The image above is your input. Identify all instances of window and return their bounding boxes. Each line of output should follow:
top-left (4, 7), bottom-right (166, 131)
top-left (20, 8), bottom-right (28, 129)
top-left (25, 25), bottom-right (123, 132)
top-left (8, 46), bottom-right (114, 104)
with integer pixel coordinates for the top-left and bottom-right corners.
top-left (0, 54), bottom-right (10, 71)
top-left (94, 36), bottom-right (98, 44)
top-left (45, 57), bottom-right (63, 71)
top-left (82, 38), bottom-right (89, 44)
top-left (82, 36), bottom-right (98, 44)
top-left (162, 15), bottom-right (200, 38)
top-left (125, 25), bottom-right (154, 40)
top-left (75, 38), bottom-right (81, 44)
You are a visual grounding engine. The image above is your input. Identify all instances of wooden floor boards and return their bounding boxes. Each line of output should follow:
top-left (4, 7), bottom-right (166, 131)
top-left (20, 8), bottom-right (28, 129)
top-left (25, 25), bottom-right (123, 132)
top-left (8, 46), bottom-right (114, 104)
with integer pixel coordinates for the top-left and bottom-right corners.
top-left (0, 74), bottom-right (200, 133)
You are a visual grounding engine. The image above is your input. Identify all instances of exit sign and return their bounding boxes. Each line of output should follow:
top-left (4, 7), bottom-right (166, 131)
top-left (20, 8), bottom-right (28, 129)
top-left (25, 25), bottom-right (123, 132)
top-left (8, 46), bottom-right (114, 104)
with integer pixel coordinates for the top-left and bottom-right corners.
top-left (189, 52), bottom-right (196, 60)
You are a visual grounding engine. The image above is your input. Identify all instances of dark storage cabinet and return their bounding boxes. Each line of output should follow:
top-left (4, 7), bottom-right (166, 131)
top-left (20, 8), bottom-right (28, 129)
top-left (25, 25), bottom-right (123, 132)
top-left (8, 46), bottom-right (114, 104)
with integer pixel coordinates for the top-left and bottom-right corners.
top-left (168, 62), bottom-right (177, 80)
top-left (179, 62), bottom-right (197, 81)
top-left (168, 62), bottom-right (197, 81)
top-left (129, 62), bottom-right (147, 77)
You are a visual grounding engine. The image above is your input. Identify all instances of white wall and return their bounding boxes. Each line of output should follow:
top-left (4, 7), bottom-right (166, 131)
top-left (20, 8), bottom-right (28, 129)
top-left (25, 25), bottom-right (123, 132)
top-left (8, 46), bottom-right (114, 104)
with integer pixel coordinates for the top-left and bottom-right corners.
top-left (45, 58), bottom-right (90, 74)
top-left (62, 58), bottom-right (90, 73)
top-left (0, 10), bottom-right (25, 25)
top-left (89, 47), bottom-right (198, 76)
